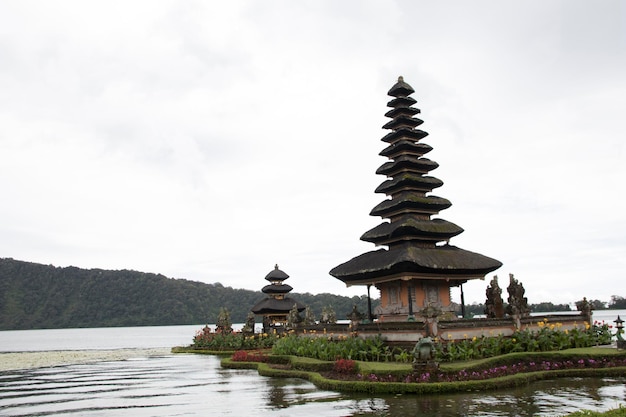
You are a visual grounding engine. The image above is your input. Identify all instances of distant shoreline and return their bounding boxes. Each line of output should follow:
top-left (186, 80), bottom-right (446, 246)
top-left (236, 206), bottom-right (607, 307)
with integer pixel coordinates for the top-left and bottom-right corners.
top-left (0, 348), bottom-right (172, 372)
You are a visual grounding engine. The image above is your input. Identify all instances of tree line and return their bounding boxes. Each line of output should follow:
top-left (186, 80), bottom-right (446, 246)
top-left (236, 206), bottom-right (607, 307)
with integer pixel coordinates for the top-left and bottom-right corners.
top-left (2, 257), bottom-right (623, 330)
top-left (0, 258), bottom-right (377, 330)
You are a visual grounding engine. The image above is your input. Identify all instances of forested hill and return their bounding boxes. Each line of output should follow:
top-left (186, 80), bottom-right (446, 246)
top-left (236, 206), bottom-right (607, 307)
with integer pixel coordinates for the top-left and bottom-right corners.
top-left (0, 258), bottom-right (375, 330)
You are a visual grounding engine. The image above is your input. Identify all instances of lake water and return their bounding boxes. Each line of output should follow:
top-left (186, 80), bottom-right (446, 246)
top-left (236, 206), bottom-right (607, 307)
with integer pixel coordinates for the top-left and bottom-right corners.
top-left (1, 310), bottom-right (625, 416)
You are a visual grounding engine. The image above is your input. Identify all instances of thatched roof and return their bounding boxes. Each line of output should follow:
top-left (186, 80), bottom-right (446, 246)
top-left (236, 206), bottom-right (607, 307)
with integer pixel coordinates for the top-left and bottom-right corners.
top-left (370, 194), bottom-right (451, 217)
top-left (329, 244), bottom-right (502, 284)
top-left (265, 264), bottom-right (289, 282)
top-left (376, 156), bottom-right (438, 176)
top-left (375, 173), bottom-right (443, 194)
top-left (379, 140), bottom-right (432, 158)
top-left (251, 297), bottom-right (305, 315)
top-left (262, 284), bottom-right (293, 294)
top-left (361, 217), bottom-right (463, 244)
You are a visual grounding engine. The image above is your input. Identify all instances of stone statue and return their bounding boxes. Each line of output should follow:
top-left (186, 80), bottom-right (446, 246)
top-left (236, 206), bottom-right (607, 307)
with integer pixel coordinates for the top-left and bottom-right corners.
top-left (320, 306), bottom-right (337, 324)
top-left (485, 275), bottom-right (505, 318)
top-left (577, 297), bottom-right (593, 321)
top-left (287, 304), bottom-right (302, 330)
top-left (302, 306), bottom-right (317, 326)
top-left (506, 274), bottom-right (530, 328)
top-left (412, 336), bottom-right (439, 374)
top-left (216, 307), bottom-right (233, 334)
top-left (420, 303), bottom-right (441, 337)
top-left (241, 312), bottom-right (255, 335)
top-left (412, 337), bottom-right (434, 362)
top-left (347, 305), bottom-right (364, 331)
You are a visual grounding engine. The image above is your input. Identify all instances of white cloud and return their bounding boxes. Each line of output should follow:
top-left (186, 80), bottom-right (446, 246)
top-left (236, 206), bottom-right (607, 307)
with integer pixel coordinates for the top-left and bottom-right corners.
top-left (0, 0), bottom-right (624, 305)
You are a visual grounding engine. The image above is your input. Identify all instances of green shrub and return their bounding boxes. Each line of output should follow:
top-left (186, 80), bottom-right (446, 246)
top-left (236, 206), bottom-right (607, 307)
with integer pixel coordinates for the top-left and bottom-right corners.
top-left (272, 334), bottom-right (391, 361)
top-left (435, 320), bottom-right (613, 362)
top-left (191, 326), bottom-right (279, 350)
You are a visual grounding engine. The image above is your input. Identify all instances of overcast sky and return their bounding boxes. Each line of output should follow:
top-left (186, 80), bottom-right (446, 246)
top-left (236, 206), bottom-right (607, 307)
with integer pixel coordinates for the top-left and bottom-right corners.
top-left (1, 1), bottom-right (624, 306)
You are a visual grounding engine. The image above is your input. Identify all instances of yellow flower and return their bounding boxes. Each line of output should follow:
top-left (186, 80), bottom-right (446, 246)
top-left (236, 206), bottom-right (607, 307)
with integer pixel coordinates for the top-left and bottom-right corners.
top-left (537, 321), bottom-right (545, 328)
top-left (448, 333), bottom-right (453, 340)
top-left (564, 329), bottom-right (569, 334)
top-left (512, 338), bottom-right (516, 343)
top-left (472, 336), bottom-right (477, 342)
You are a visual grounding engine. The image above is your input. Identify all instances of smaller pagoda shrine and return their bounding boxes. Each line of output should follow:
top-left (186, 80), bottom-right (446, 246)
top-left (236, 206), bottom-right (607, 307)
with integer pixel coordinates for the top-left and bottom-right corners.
top-left (251, 265), bottom-right (305, 333)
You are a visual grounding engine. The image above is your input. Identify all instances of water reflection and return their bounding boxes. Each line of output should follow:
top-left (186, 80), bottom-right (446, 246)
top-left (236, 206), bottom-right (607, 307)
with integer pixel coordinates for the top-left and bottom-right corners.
top-left (0, 354), bottom-right (623, 417)
top-left (367, 378), bottom-right (626, 417)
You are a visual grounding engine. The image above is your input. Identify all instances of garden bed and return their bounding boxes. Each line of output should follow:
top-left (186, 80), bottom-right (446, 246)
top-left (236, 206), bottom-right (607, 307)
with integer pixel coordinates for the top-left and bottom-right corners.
top-left (220, 347), bottom-right (626, 395)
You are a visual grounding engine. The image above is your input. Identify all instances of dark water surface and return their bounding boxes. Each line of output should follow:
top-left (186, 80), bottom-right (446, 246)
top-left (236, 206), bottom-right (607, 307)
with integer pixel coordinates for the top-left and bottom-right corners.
top-left (1, 353), bottom-right (624, 417)
top-left (1, 314), bottom-right (625, 416)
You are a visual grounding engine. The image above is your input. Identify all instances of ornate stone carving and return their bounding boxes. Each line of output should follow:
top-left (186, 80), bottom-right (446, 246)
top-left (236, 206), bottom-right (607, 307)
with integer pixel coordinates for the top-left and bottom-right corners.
top-left (485, 275), bottom-right (505, 318)
top-left (506, 274), bottom-right (530, 328)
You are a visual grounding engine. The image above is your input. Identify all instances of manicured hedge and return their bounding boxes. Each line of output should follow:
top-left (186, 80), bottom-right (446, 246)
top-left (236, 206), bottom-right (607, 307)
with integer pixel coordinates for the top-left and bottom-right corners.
top-left (219, 349), bottom-right (626, 395)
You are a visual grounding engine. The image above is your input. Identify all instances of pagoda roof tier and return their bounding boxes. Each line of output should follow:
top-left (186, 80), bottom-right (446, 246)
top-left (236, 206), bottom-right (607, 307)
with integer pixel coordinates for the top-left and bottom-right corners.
top-left (382, 128), bottom-right (428, 144)
top-left (379, 141), bottom-right (433, 158)
top-left (387, 96), bottom-right (418, 108)
top-left (376, 156), bottom-right (439, 176)
top-left (382, 115), bottom-right (424, 130)
top-left (329, 244), bottom-right (502, 285)
top-left (262, 284), bottom-right (293, 294)
top-left (387, 76), bottom-right (415, 97)
top-left (361, 217), bottom-right (463, 244)
top-left (387, 96), bottom-right (417, 108)
top-left (265, 264), bottom-right (289, 282)
top-left (375, 173), bottom-right (443, 195)
top-left (384, 106), bottom-right (420, 118)
top-left (251, 297), bottom-right (306, 315)
top-left (370, 194), bottom-right (451, 217)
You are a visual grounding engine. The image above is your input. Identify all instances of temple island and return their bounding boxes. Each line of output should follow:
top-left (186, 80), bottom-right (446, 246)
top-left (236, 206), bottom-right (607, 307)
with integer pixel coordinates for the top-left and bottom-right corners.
top-left (243, 77), bottom-right (594, 347)
top-left (181, 77), bottom-right (622, 397)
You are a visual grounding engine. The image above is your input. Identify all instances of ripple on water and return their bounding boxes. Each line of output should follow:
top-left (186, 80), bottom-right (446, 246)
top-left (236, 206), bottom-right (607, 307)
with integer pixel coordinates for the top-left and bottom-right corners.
top-left (0, 354), bottom-right (625, 417)
top-left (0, 354), bottom-right (358, 417)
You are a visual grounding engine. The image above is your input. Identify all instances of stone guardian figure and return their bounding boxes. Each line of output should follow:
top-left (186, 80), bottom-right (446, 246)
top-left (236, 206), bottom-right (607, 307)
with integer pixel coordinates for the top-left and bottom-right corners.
top-left (506, 274), bottom-right (530, 329)
top-left (484, 275), bottom-right (505, 318)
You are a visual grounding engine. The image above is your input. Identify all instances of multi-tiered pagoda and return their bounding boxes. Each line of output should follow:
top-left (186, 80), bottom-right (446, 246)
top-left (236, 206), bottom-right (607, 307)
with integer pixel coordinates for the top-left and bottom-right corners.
top-left (251, 265), bottom-right (305, 331)
top-left (330, 77), bottom-right (502, 322)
